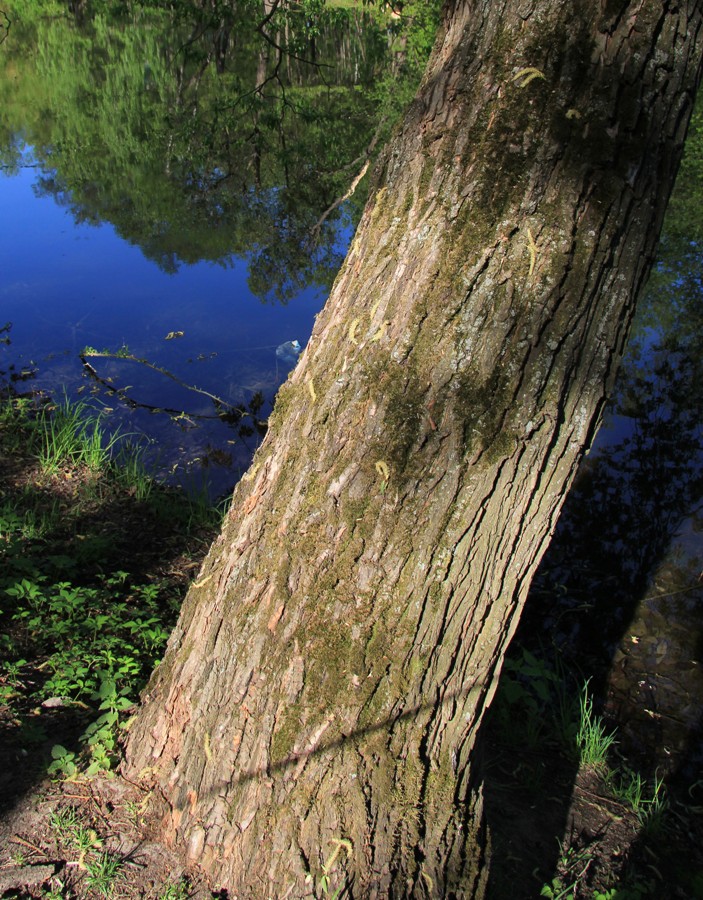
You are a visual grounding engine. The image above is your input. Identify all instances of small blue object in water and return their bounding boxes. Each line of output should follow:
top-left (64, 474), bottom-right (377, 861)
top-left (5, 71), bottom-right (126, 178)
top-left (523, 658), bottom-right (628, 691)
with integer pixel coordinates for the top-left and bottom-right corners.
top-left (275, 339), bottom-right (302, 366)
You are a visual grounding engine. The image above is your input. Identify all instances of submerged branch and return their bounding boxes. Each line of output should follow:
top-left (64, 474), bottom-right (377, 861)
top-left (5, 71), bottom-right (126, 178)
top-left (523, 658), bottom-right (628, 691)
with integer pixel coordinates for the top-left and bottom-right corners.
top-left (79, 351), bottom-right (247, 422)
top-left (0, 9), bottom-right (10, 45)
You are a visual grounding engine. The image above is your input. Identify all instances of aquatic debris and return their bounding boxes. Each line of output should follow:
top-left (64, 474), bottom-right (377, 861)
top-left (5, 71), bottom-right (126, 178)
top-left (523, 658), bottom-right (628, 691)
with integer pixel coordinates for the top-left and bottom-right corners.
top-left (276, 339), bottom-right (302, 366)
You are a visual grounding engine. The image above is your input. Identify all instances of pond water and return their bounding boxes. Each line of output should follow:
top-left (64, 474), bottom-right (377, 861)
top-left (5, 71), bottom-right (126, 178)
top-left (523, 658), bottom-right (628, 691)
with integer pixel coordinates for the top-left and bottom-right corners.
top-left (1, 153), bottom-right (331, 497)
top-left (2, 1), bottom-right (702, 780)
top-left (0, 1), bottom-right (424, 497)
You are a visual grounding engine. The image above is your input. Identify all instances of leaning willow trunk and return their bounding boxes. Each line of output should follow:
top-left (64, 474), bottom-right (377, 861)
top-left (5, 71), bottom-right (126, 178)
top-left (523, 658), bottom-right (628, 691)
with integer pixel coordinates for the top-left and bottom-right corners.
top-left (124, 1), bottom-right (703, 896)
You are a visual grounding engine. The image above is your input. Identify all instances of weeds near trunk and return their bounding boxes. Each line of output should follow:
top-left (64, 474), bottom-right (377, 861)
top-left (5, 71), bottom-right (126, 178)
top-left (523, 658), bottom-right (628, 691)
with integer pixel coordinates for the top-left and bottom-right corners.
top-left (0, 389), bottom-right (221, 780)
top-left (305, 837), bottom-right (352, 899)
top-left (84, 850), bottom-right (123, 897)
top-left (35, 394), bottom-right (127, 474)
top-left (573, 684), bottom-right (617, 770)
top-left (608, 768), bottom-right (669, 835)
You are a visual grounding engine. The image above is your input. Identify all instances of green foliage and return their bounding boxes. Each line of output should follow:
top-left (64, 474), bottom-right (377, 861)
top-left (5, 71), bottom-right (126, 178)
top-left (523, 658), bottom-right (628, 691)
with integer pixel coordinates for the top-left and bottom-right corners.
top-left (305, 838), bottom-right (352, 899)
top-left (539, 876), bottom-right (577, 900)
top-left (0, 656), bottom-right (27, 703)
top-left (494, 646), bottom-right (565, 748)
top-left (157, 879), bottom-right (192, 900)
top-left (41, 882), bottom-right (69, 900)
top-left (0, 389), bottom-right (219, 779)
top-left (34, 395), bottom-right (128, 474)
top-left (7, 569), bottom-right (169, 773)
top-left (50, 806), bottom-right (100, 852)
top-left (563, 682), bottom-right (617, 770)
top-left (495, 647), bottom-right (617, 771)
top-left (48, 805), bottom-right (125, 896)
top-left (539, 843), bottom-right (592, 900)
top-left (48, 745), bottom-right (79, 780)
top-left (607, 768), bottom-right (669, 835)
top-left (85, 850), bottom-right (123, 897)
top-left (81, 675), bottom-right (135, 775)
top-left (592, 886), bottom-right (653, 900)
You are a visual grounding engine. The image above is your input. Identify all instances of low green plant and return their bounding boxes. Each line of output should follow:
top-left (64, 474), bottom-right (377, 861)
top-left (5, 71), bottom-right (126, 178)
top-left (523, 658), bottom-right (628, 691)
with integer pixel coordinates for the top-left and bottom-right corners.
top-left (157, 878), bottom-right (191, 900)
top-left (8, 846), bottom-right (29, 866)
top-left (0, 499), bottom-right (61, 541)
top-left (493, 646), bottom-right (562, 748)
top-left (308, 838), bottom-right (352, 899)
top-left (41, 880), bottom-right (68, 899)
top-left (0, 386), bottom-right (219, 781)
top-left (114, 441), bottom-right (154, 502)
top-left (609, 768), bottom-right (668, 834)
top-left (0, 391), bottom-right (34, 451)
top-left (0, 656), bottom-right (27, 702)
top-left (81, 673), bottom-right (134, 775)
top-left (551, 677), bottom-right (616, 769)
top-left (573, 683), bottom-right (617, 770)
top-left (84, 850), bottom-right (123, 897)
top-left (49, 805), bottom-right (81, 839)
top-left (49, 806), bottom-right (101, 855)
top-left (539, 843), bottom-right (592, 900)
top-left (540, 876), bottom-right (578, 899)
top-left (50, 808), bottom-right (122, 895)
top-left (35, 396), bottom-right (103, 474)
top-left (592, 879), bottom-right (654, 899)
top-left (48, 745), bottom-right (79, 780)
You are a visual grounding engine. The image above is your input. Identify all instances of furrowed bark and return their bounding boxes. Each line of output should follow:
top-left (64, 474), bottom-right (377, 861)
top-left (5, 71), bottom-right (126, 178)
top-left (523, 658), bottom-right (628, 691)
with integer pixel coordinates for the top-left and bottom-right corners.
top-left (124, 0), bottom-right (703, 896)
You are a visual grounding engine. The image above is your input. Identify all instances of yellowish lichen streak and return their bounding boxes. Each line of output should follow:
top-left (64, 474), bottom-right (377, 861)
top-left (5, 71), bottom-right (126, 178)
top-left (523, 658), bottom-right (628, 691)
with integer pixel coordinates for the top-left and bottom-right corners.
top-left (527, 227), bottom-right (538, 276)
top-left (193, 571), bottom-right (215, 589)
top-left (511, 66), bottom-right (546, 87)
top-left (371, 321), bottom-right (389, 343)
top-left (375, 460), bottom-right (390, 481)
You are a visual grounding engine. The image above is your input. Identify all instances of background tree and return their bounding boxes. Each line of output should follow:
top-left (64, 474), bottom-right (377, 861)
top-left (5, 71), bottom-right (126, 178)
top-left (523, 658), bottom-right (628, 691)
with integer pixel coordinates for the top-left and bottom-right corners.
top-left (123, 0), bottom-right (702, 896)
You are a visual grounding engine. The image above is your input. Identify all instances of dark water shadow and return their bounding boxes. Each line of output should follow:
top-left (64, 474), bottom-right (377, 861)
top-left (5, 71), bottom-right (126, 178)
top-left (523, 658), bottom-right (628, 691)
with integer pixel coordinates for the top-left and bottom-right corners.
top-left (483, 341), bottom-right (703, 898)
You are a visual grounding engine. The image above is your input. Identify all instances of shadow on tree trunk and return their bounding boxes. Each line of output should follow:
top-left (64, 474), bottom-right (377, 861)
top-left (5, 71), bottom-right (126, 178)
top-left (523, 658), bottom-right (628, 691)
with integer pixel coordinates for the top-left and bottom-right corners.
top-left (483, 330), bottom-right (703, 897)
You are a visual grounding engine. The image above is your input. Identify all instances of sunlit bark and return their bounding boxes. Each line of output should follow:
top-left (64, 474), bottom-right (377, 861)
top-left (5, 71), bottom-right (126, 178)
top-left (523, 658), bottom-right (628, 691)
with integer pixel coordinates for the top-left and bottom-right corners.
top-left (124, 1), bottom-right (703, 895)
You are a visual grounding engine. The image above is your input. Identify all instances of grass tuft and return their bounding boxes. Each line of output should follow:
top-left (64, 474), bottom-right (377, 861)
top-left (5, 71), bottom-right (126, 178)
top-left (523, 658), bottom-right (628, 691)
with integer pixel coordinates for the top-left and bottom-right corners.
top-left (35, 395), bottom-right (125, 474)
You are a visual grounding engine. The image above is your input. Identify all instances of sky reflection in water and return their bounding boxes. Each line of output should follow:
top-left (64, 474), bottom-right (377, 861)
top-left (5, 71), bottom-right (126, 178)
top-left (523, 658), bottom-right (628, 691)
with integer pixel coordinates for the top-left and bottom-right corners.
top-left (1, 154), bottom-right (331, 497)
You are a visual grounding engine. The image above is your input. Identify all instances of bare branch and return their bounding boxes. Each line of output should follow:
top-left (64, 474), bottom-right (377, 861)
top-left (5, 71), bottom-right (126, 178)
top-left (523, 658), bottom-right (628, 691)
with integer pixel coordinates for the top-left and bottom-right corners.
top-left (0, 8), bottom-right (10, 45)
top-left (309, 116), bottom-right (388, 243)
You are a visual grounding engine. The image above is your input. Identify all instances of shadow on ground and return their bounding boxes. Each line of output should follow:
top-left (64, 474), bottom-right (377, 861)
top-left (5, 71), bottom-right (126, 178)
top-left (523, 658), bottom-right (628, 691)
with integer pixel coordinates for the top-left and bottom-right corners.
top-left (0, 407), bottom-right (217, 820)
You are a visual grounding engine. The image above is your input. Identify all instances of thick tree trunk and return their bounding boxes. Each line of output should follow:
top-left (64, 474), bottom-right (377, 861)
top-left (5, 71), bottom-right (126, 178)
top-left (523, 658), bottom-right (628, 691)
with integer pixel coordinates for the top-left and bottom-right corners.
top-left (124, 1), bottom-right (703, 896)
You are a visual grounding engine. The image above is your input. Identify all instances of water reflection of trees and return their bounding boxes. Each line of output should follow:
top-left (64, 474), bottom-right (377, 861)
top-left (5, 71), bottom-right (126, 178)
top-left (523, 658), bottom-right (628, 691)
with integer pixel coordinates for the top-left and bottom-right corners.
top-left (531, 339), bottom-right (703, 662)
top-left (0, 0), bottom-right (438, 299)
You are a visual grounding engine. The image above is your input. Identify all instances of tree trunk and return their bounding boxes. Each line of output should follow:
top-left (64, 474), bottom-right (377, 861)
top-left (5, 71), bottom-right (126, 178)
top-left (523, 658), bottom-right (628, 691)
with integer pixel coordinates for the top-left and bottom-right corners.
top-left (123, 1), bottom-right (703, 896)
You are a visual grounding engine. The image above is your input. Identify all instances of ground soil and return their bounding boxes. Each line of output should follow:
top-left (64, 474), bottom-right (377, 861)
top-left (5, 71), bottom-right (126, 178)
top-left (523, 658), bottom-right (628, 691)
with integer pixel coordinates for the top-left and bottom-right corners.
top-left (1, 735), bottom-right (701, 899)
top-left (1, 415), bottom-right (702, 899)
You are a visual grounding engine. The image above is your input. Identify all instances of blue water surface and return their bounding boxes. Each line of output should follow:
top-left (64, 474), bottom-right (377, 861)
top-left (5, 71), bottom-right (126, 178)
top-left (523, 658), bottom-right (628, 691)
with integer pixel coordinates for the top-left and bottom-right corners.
top-left (1, 153), bottom-right (334, 497)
